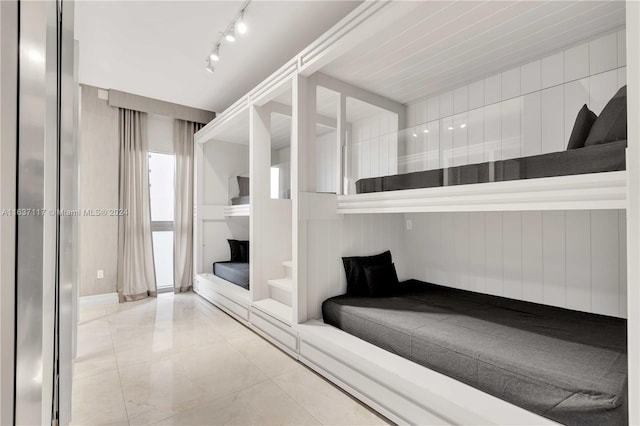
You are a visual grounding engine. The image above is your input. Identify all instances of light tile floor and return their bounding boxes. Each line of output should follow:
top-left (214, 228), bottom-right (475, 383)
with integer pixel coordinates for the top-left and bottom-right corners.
top-left (72, 292), bottom-right (390, 426)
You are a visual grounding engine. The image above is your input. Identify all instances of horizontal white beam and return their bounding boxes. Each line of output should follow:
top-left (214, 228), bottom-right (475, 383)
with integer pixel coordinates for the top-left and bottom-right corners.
top-left (267, 101), bottom-right (337, 129)
top-left (316, 72), bottom-right (405, 117)
top-left (338, 172), bottom-right (627, 214)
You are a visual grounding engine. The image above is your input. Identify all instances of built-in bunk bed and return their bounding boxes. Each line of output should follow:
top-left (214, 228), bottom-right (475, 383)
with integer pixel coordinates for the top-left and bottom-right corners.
top-left (291, 2), bottom-right (635, 426)
top-left (192, 97), bottom-right (253, 323)
top-left (191, 1), bottom-right (638, 425)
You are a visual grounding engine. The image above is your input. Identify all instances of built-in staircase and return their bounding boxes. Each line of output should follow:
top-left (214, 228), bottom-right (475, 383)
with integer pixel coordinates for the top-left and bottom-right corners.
top-left (254, 260), bottom-right (293, 323)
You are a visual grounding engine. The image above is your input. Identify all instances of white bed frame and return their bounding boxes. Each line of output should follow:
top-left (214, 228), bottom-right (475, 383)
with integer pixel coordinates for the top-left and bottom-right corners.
top-left (193, 1), bottom-right (640, 424)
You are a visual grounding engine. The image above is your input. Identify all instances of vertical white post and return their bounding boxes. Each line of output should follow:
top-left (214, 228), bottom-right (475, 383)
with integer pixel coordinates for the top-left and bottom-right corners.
top-left (337, 93), bottom-right (347, 195)
top-left (249, 104), bottom-right (271, 302)
top-left (292, 73), bottom-right (314, 323)
top-left (626, 2), bottom-right (640, 424)
top-left (193, 141), bottom-right (204, 276)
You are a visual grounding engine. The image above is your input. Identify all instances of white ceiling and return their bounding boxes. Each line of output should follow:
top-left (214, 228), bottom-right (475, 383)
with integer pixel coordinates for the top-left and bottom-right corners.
top-left (75, 1), bottom-right (360, 113)
top-left (321, 1), bottom-right (626, 104)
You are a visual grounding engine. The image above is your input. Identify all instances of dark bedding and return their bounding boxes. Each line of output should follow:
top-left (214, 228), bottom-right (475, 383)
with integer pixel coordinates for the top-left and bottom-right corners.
top-left (213, 261), bottom-right (249, 289)
top-left (356, 140), bottom-right (627, 193)
top-left (322, 281), bottom-right (628, 425)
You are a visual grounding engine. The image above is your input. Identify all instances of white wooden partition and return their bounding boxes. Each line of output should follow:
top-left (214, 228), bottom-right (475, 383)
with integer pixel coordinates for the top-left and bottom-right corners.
top-left (625, 1), bottom-right (639, 422)
top-left (191, 1), bottom-right (638, 424)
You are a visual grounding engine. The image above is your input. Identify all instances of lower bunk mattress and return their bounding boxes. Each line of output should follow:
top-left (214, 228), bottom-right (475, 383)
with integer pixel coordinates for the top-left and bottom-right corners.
top-left (322, 281), bottom-right (627, 425)
top-left (213, 261), bottom-right (249, 290)
top-left (355, 140), bottom-right (626, 193)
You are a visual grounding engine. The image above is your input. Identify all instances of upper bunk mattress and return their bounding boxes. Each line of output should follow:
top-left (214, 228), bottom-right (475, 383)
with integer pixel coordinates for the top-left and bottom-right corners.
top-left (213, 262), bottom-right (249, 289)
top-left (231, 196), bottom-right (250, 205)
top-left (355, 140), bottom-right (626, 193)
top-left (322, 281), bottom-right (627, 426)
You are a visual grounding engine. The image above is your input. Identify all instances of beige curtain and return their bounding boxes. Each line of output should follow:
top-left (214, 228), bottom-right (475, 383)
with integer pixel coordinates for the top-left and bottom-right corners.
top-left (173, 120), bottom-right (203, 293)
top-left (117, 109), bottom-right (157, 302)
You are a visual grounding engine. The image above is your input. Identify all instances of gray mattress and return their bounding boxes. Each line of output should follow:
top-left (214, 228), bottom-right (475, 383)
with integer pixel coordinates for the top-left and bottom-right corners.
top-left (213, 262), bottom-right (249, 289)
top-left (356, 140), bottom-right (626, 193)
top-left (322, 281), bottom-right (627, 425)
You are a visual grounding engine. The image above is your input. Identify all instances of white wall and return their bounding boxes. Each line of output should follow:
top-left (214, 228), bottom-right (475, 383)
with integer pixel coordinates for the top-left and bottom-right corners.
top-left (203, 141), bottom-right (250, 205)
top-left (403, 29), bottom-right (626, 172)
top-left (316, 130), bottom-right (337, 193)
top-left (404, 210), bottom-right (627, 318)
top-left (199, 140), bottom-right (250, 273)
top-left (305, 213), bottom-right (407, 319)
top-left (347, 111), bottom-right (399, 193)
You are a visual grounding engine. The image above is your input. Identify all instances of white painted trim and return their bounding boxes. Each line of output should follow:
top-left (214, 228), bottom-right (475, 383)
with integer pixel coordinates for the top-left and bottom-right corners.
top-left (78, 292), bottom-right (118, 308)
top-left (296, 320), bottom-right (557, 426)
top-left (625, 1), bottom-right (639, 423)
top-left (338, 171), bottom-right (627, 214)
top-left (195, 95), bottom-right (249, 145)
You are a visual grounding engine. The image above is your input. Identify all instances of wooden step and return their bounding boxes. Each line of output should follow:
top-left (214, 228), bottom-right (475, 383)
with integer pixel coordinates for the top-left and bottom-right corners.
top-left (267, 278), bottom-right (292, 292)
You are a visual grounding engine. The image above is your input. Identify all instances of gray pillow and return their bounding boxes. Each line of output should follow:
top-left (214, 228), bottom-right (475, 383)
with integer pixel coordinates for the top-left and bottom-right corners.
top-left (567, 104), bottom-right (597, 150)
top-left (237, 176), bottom-right (250, 197)
top-left (584, 86), bottom-right (627, 146)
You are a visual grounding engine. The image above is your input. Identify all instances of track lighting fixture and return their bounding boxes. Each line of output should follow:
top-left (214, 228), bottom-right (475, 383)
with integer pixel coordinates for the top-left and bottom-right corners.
top-left (237, 11), bottom-right (248, 34)
top-left (210, 44), bottom-right (220, 62)
top-left (225, 28), bottom-right (236, 42)
top-left (204, 0), bottom-right (252, 74)
top-left (206, 59), bottom-right (215, 74)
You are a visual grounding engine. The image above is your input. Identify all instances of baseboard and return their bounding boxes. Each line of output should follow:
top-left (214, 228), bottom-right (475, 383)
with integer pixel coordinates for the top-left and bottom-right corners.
top-left (79, 292), bottom-right (118, 308)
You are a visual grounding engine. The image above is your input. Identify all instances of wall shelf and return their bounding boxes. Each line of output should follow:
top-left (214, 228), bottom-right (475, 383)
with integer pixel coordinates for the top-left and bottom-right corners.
top-left (337, 171), bottom-right (627, 214)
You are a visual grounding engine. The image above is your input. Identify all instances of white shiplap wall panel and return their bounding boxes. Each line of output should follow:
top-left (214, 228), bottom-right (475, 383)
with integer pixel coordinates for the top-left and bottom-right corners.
top-left (520, 60), bottom-right (541, 95)
top-left (501, 98), bottom-right (521, 160)
top-left (400, 31), bottom-right (625, 181)
top-left (305, 213), bottom-right (407, 320)
top-left (502, 212), bottom-right (522, 300)
top-left (591, 210), bottom-right (620, 317)
top-left (467, 108), bottom-right (484, 165)
top-left (404, 211), bottom-right (626, 318)
top-left (453, 113), bottom-right (468, 166)
top-left (521, 211), bottom-right (544, 304)
top-left (521, 92), bottom-right (542, 157)
top-left (563, 78), bottom-right (590, 141)
top-left (542, 211), bottom-right (566, 307)
top-left (590, 32), bottom-right (618, 75)
top-left (590, 69), bottom-right (619, 114)
top-left (501, 67), bottom-right (521, 101)
top-left (484, 212), bottom-right (503, 296)
top-left (565, 210), bottom-right (591, 313)
top-left (540, 85), bottom-right (564, 154)
top-left (540, 52), bottom-right (564, 89)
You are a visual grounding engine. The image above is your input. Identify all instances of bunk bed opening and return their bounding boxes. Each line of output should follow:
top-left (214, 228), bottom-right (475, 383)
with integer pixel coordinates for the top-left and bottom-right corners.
top-left (297, 2), bottom-right (631, 425)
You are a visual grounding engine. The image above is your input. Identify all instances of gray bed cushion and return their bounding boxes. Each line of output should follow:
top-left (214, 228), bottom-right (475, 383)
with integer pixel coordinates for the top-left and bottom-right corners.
top-left (213, 261), bottom-right (249, 289)
top-left (356, 141), bottom-right (626, 193)
top-left (322, 281), bottom-right (627, 425)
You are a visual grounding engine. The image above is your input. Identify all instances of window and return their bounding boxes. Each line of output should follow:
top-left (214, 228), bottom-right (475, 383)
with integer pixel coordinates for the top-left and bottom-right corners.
top-left (148, 152), bottom-right (174, 289)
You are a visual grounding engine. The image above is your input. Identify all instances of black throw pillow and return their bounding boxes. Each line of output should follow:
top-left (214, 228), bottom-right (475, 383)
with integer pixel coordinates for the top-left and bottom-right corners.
top-left (237, 176), bottom-right (250, 197)
top-left (238, 240), bottom-right (249, 263)
top-left (566, 104), bottom-right (597, 150)
top-left (364, 263), bottom-right (399, 297)
top-left (585, 85), bottom-right (627, 146)
top-left (227, 239), bottom-right (243, 262)
top-left (342, 250), bottom-right (392, 296)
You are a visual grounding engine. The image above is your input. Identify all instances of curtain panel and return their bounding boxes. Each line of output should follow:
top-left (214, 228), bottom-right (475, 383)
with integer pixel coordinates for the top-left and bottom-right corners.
top-left (117, 108), bottom-right (157, 302)
top-left (173, 120), bottom-right (203, 293)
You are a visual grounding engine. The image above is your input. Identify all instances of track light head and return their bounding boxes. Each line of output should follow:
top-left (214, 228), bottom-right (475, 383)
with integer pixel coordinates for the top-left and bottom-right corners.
top-left (225, 28), bottom-right (236, 42)
top-left (210, 44), bottom-right (220, 61)
top-left (205, 59), bottom-right (215, 74)
top-left (236, 11), bottom-right (248, 34)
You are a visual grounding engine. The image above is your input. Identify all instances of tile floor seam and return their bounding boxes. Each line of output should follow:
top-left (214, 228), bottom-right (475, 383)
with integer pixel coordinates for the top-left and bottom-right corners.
top-left (107, 306), bottom-right (133, 426)
top-left (268, 376), bottom-right (326, 425)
